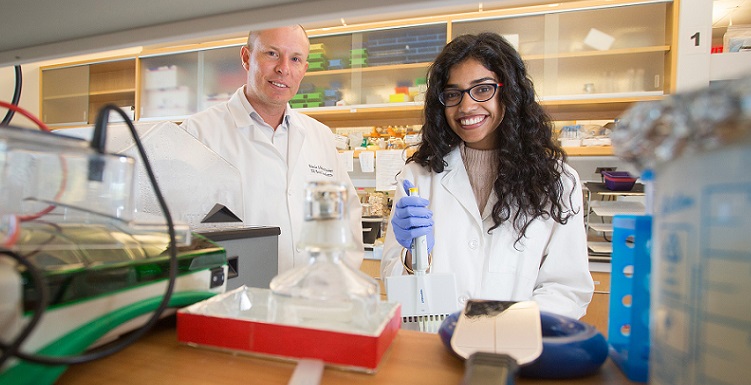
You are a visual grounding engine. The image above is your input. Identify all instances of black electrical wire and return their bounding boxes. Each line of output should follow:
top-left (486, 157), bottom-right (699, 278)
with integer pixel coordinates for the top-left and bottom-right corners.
top-left (90, 103), bottom-right (108, 154)
top-left (0, 105), bottom-right (178, 366)
top-left (0, 66), bottom-right (22, 127)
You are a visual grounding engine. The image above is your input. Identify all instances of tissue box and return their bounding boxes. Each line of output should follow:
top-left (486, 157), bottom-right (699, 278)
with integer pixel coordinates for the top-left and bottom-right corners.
top-left (177, 287), bottom-right (401, 373)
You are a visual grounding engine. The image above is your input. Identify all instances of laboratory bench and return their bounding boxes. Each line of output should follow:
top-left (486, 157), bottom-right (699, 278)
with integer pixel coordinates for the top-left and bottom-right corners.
top-left (57, 315), bottom-right (637, 385)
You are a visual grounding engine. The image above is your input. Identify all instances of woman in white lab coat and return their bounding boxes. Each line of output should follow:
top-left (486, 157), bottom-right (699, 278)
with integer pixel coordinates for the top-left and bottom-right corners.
top-left (381, 33), bottom-right (594, 319)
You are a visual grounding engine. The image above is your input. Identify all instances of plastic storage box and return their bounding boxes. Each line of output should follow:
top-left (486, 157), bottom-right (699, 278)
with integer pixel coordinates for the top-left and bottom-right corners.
top-left (608, 214), bottom-right (652, 382)
top-left (177, 287), bottom-right (401, 373)
top-left (602, 171), bottom-right (637, 191)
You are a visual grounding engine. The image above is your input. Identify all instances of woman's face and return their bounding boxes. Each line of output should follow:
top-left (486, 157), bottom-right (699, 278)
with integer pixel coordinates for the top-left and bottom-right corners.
top-left (443, 58), bottom-right (505, 150)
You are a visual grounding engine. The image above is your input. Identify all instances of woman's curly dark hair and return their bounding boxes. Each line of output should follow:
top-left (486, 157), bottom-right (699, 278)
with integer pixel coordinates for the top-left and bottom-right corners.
top-left (410, 32), bottom-right (578, 246)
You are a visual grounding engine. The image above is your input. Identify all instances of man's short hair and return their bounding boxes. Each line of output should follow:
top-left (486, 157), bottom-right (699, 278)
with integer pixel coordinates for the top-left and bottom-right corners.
top-left (246, 25), bottom-right (308, 50)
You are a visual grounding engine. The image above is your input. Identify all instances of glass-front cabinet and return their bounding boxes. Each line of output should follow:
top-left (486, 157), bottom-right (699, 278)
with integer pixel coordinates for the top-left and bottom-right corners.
top-left (41, 65), bottom-right (89, 126)
top-left (201, 47), bottom-right (246, 108)
top-left (40, 59), bottom-right (136, 127)
top-left (139, 45), bottom-right (245, 120)
top-left (140, 51), bottom-right (199, 120)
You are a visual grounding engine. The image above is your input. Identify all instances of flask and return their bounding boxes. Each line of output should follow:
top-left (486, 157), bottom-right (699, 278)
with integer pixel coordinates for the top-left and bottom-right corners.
top-left (269, 181), bottom-right (379, 333)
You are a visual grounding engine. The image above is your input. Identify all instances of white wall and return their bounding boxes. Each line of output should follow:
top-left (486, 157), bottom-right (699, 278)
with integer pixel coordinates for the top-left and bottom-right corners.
top-left (0, 64), bottom-right (41, 129)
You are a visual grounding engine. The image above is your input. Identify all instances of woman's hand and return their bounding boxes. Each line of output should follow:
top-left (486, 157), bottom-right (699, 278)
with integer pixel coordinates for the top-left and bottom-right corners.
top-left (391, 180), bottom-right (435, 253)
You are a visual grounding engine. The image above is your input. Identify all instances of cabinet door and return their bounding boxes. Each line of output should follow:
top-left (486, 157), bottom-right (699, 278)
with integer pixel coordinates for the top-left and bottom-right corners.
top-left (300, 23), bottom-right (446, 109)
top-left (452, 2), bottom-right (668, 99)
top-left (452, 14), bottom-right (546, 97)
top-left (200, 46), bottom-right (246, 111)
top-left (546, 3), bottom-right (667, 97)
top-left (88, 60), bottom-right (136, 123)
top-left (42, 65), bottom-right (89, 125)
top-left (140, 51), bottom-right (199, 119)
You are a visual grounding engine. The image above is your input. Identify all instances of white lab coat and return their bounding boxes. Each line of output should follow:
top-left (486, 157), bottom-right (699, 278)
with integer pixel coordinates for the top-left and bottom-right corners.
top-left (381, 146), bottom-right (593, 319)
top-left (181, 87), bottom-right (363, 273)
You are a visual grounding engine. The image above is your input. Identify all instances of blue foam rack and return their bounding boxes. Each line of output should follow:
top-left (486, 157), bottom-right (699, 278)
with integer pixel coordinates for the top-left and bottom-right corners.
top-left (608, 214), bottom-right (652, 383)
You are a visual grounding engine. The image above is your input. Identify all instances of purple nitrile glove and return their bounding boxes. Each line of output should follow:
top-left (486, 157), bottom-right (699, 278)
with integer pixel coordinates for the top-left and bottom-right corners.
top-left (390, 180), bottom-right (435, 253)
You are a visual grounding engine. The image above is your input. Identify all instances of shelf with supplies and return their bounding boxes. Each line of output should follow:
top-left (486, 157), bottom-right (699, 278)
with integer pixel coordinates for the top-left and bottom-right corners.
top-left (584, 181), bottom-right (646, 257)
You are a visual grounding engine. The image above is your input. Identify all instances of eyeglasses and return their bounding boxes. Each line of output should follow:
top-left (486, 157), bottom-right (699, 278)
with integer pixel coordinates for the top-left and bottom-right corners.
top-left (438, 83), bottom-right (503, 107)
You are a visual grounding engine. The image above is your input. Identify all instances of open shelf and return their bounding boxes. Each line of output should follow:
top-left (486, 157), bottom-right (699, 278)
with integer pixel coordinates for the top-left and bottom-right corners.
top-left (89, 89), bottom-right (136, 102)
top-left (589, 222), bottom-right (614, 233)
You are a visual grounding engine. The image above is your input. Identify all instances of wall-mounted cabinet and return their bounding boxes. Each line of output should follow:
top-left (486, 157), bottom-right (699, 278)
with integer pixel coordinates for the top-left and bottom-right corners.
top-left (39, 0), bottom-right (673, 151)
top-left (299, 0), bottom-right (671, 128)
top-left (40, 58), bottom-right (136, 126)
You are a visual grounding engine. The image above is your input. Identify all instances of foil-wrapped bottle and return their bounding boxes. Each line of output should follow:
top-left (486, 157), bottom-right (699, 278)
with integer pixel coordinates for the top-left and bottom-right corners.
top-left (269, 181), bottom-right (379, 333)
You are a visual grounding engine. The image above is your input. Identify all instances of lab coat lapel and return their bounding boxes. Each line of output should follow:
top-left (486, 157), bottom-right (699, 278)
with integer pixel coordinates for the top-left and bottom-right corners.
top-left (482, 191), bottom-right (498, 221)
top-left (441, 147), bottom-right (483, 228)
top-left (228, 88), bottom-right (278, 152)
top-left (228, 87), bottom-right (254, 127)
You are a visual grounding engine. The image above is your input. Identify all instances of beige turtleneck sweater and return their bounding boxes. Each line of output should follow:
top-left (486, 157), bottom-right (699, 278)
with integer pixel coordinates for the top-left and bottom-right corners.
top-left (460, 143), bottom-right (498, 215)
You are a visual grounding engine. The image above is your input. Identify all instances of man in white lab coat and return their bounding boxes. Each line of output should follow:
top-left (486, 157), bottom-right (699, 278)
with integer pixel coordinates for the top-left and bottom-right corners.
top-left (180, 25), bottom-right (363, 273)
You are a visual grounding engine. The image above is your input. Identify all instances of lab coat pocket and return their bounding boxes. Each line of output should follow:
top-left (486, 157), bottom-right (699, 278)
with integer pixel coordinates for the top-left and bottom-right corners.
top-left (487, 230), bottom-right (518, 273)
top-left (482, 270), bottom-right (516, 297)
top-left (482, 270), bottom-right (537, 302)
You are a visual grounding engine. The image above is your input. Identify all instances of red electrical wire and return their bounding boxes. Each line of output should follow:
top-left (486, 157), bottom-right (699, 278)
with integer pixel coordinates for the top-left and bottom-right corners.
top-left (0, 100), bottom-right (50, 131)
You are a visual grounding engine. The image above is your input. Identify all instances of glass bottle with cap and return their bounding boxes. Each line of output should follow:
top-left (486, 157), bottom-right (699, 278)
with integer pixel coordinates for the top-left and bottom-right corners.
top-left (268, 181), bottom-right (379, 333)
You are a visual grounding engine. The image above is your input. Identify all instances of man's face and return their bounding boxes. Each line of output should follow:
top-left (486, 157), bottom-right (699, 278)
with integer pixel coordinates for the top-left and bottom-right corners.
top-left (241, 26), bottom-right (309, 110)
